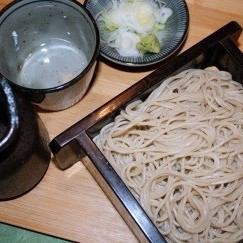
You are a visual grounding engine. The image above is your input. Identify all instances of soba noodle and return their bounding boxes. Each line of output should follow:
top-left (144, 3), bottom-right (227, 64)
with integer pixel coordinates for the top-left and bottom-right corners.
top-left (94, 67), bottom-right (243, 243)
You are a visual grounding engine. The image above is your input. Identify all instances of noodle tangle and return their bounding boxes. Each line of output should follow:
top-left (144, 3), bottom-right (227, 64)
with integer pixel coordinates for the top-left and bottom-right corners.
top-left (94, 68), bottom-right (243, 243)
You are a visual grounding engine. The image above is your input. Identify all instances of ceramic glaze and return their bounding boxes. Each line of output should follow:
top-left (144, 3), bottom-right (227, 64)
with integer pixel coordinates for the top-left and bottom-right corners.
top-left (0, 78), bottom-right (51, 200)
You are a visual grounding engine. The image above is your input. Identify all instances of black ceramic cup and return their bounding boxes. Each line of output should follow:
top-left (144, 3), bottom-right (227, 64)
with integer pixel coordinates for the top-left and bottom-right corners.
top-left (0, 77), bottom-right (51, 200)
top-left (0, 0), bottom-right (99, 111)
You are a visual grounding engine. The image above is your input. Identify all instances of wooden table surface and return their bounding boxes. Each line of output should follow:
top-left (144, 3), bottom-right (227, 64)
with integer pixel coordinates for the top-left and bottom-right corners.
top-left (0, 1), bottom-right (243, 242)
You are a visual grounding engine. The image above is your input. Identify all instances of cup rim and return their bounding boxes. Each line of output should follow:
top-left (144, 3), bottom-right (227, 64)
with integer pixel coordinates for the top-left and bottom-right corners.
top-left (0, 0), bottom-right (100, 94)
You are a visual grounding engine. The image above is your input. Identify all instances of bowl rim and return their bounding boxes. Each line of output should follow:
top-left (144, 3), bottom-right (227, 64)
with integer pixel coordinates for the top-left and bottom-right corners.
top-left (0, 0), bottom-right (100, 94)
top-left (84, 0), bottom-right (189, 68)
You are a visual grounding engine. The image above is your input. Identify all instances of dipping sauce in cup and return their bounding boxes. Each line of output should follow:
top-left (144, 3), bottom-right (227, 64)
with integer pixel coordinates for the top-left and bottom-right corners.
top-left (17, 37), bottom-right (89, 89)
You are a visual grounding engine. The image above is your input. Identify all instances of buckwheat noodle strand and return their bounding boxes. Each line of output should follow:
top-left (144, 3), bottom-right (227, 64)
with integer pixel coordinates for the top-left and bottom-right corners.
top-left (94, 68), bottom-right (243, 243)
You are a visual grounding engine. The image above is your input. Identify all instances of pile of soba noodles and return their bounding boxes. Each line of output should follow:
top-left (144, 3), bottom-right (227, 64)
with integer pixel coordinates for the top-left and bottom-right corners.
top-left (94, 67), bottom-right (243, 243)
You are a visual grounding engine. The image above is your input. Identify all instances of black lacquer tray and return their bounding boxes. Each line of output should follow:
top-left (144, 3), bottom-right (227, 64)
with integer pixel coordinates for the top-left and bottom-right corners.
top-left (50, 21), bottom-right (243, 243)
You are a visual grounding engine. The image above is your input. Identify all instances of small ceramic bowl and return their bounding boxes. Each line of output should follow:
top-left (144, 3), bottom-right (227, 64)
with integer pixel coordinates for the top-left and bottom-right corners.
top-left (0, 0), bottom-right (99, 111)
top-left (84, 0), bottom-right (189, 68)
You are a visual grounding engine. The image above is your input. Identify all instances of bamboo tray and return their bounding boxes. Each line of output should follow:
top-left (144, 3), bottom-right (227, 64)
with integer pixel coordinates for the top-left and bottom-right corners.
top-left (50, 21), bottom-right (243, 243)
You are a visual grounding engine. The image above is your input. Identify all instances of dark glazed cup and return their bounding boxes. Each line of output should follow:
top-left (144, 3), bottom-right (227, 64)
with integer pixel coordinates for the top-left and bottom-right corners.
top-left (0, 77), bottom-right (51, 200)
top-left (0, 0), bottom-right (99, 111)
